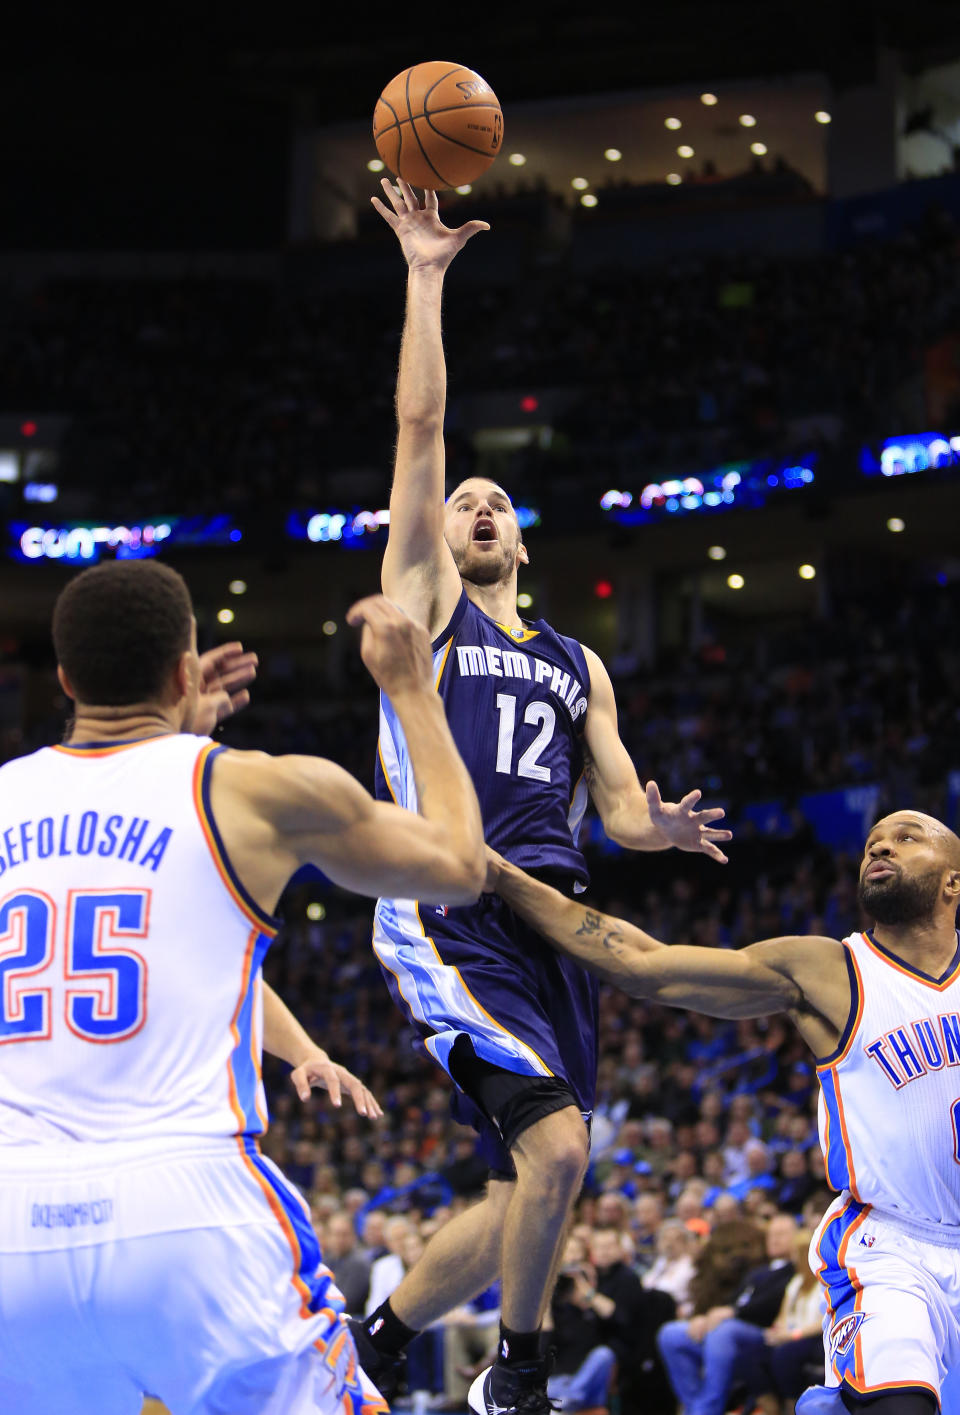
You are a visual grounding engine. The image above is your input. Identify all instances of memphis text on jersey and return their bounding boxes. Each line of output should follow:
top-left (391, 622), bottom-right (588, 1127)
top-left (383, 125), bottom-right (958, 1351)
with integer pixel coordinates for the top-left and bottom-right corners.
top-left (454, 644), bottom-right (589, 722)
top-left (0, 811), bottom-right (173, 878)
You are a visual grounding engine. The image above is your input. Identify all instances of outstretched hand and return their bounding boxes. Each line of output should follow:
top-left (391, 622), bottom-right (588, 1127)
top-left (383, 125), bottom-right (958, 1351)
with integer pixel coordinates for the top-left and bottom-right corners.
top-left (371, 177), bottom-right (489, 272)
top-left (194, 642), bottom-right (258, 736)
top-left (290, 1050), bottom-right (383, 1120)
top-left (645, 780), bottom-right (732, 864)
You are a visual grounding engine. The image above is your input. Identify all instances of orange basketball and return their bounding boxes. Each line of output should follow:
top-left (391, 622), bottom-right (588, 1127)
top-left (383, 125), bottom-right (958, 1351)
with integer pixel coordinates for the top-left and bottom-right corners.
top-left (373, 61), bottom-right (503, 190)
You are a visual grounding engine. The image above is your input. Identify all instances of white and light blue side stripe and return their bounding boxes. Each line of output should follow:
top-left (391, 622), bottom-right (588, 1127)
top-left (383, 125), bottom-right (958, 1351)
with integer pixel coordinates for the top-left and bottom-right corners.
top-left (372, 897), bottom-right (552, 1082)
top-left (378, 641), bottom-right (448, 810)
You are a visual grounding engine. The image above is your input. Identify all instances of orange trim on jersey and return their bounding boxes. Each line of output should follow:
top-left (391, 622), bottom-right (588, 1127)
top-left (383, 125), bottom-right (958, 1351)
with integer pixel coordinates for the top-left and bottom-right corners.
top-left (414, 903), bottom-right (555, 1076)
top-left (234, 1137), bottom-right (314, 1319)
top-left (51, 737), bottom-right (171, 758)
top-left (832, 1073), bottom-right (861, 1201)
top-left (192, 743), bottom-right (278, 940)
top-left (817, 945), bottom-right (866, 1071)
top-left (434, 637), bottom-right (454, 689)
top-left (250, 972), bottom-right (268, 1131)
top-left (225, 928), bottom-right (260, 1134)
top-left (376, 739), bottom-right (400, 805)
top-left (861, 931), bottom-right (960, 991)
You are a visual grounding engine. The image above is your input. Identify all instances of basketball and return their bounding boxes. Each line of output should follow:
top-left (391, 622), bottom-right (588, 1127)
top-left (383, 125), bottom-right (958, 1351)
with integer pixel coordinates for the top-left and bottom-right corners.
top-left (373, 61), bottom-right (503, 190)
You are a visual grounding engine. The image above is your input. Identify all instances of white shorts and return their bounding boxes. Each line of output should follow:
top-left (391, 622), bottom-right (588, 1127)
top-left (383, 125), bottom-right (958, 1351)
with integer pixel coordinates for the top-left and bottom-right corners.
top-left (0, 1139), bottom-right (387, 1415)
top-left (799, 1193), bottom-right (960, 1412)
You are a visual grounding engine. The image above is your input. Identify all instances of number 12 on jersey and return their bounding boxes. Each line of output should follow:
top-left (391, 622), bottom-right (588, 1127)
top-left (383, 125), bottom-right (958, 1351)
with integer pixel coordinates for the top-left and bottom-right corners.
top-left (495, 693), bottom-right (556, 783)
top-left (0, 888), bottom-right (150, 1045)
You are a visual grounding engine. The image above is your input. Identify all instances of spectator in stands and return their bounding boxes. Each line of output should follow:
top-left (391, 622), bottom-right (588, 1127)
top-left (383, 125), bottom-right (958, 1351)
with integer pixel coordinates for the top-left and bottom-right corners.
top-left (642, 1218), bottom-right (698, 1316)
top-left (746, 1227), bottom-right (825, 1415)
top-left (632, 1192), bottom-right (665, 1273)
top-left (364, 1216), bottom-right (412, 1316)
top-left (546, 1230), bottom-right (625, 1414)
top-left (323, 1210), bottom-right (371, 1317)
top-left (657, 1213), bottom-right (798, 1415)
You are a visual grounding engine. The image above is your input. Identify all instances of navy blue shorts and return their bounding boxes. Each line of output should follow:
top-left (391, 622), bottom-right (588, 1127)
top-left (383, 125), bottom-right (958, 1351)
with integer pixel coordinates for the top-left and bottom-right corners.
top-left (373, 887), bottom-right (599, 1172)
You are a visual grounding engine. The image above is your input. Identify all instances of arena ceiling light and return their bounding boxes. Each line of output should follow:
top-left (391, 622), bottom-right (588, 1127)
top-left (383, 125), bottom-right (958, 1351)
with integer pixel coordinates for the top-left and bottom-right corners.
top-left (815, 111), bottom-right (832, 124)
top-left (580, 194), bottom-right (598, 207)
top-left (665, 116), bottom-right (682, 130)
top-left (700, 93), bottom-right (718, 106)
top-left (739, 114), bottom-right (757, 127)
top-left (677, 145), bottom-right (694, 159)
top-left (887, 518), bottom-right (905, 533)
top-left (666, 173), bottom-right (682, 185)
top-left (727, 573), bottom-right (745, 589)
top-left (217, 608), bottom-right (235, 625)
top-left (707, 546), bottom-right (727, 560)
top-left (228, 579), bottom-right (247, 595)
top-left (455, 184), bottom-right (472, 194)
top-left (571, 176), bottom-right (589, 190)
top-left (750, 142), bottom-right (768, 155)
top-left (508, 153), bottom-right (527, 166)
top-left (798, 564), bottom-right (816, 579)
top-left (517, 592), bottom-right (534, 609)
top-left (367, 158), bottom-right (385, 172)
top-left (604, 148), bottom-right (622, 161)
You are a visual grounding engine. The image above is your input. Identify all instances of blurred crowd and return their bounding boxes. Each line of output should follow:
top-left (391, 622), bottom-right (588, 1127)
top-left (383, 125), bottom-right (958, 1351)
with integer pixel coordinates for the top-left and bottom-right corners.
top-left (2, 202), bottom-right (959, 519)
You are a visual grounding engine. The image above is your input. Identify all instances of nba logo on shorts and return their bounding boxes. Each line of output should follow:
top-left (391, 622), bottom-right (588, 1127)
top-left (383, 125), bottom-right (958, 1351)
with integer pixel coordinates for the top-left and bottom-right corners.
top-left (829, 1312), bottom-right (866, 1358)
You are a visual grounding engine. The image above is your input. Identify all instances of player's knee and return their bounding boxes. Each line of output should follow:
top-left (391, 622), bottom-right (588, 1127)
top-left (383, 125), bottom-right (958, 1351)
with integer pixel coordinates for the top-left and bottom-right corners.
top-left (512, 1107), bottom-right (589, 1196)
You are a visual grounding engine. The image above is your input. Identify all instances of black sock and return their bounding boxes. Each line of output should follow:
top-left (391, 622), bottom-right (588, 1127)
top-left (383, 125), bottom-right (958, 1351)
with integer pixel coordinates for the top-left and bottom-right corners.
top-left (362, 1298), bottom-right (419, 1355)
top-left (496, 1322), bottom-right (542, 1369)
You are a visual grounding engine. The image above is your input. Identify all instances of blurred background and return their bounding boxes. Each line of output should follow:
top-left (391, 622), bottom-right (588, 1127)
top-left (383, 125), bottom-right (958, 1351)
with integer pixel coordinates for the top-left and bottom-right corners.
top-left (4, 4), bottom-right (960, 1410)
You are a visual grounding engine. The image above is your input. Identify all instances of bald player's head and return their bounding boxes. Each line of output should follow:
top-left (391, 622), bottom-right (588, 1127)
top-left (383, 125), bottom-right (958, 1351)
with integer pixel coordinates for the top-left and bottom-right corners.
top-left (858, 811), bottom-right (960, 926)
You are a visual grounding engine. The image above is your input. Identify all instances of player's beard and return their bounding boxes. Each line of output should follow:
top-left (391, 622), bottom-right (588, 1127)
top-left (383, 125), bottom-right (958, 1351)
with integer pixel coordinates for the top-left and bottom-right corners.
top-left (451, 539), bottom-right (517, 587)
top-left (858, 865), bottom-right (943, 926)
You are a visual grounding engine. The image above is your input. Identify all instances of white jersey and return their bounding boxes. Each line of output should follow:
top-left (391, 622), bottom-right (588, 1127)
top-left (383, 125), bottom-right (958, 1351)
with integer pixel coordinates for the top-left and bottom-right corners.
top-left (817, 928), bottom-right (960, 1235)
top-left (0, 734), bottom-right (278, 1149)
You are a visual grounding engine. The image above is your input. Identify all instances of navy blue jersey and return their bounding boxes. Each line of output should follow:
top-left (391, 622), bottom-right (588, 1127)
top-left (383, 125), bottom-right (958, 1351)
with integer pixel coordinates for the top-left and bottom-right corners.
top-left (375, 590), bottom-right (591, 887)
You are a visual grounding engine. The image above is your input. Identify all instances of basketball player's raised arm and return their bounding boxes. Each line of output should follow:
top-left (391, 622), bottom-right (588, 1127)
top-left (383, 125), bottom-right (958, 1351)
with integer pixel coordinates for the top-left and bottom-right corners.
top-left (372, 180), bottom-right (488, 629)
top-left (581, 646), bottom-right (731, 862)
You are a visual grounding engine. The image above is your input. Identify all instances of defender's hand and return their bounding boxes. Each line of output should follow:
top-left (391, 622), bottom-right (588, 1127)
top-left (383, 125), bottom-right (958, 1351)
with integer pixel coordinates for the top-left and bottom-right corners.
top-left (371, 178), bottom-right (489, 272)
top-left (346, 594), bottom-right (434, 699)
top-left (290, 1050), bottom-right (383, 1119)
top-left (194, 641), bottom-right (258, 736)
top-left (645, 781), bottom-right (732, 864)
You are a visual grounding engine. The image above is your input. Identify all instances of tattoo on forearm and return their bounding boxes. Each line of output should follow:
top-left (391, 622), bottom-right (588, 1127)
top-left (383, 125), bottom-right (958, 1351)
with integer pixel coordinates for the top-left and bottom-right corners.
top-left (574, 910), bottom-right (631, 967)
top-left (582, 746), bottom-right (597, 788)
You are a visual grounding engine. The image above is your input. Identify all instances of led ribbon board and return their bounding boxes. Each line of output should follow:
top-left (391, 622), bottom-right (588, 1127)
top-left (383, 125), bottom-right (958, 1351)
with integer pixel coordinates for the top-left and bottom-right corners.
top-left (10, 515), bottom-right (242, 564)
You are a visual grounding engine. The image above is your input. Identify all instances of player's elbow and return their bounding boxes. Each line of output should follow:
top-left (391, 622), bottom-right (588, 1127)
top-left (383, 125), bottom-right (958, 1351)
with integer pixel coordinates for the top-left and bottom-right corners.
top-left (441, 845), bottom-right (487, 905)
top-left (424, 832), bottom-right (486, 905)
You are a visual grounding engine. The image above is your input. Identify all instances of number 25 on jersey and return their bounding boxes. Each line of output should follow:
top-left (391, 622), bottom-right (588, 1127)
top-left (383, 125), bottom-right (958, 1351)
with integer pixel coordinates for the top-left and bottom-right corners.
top-left (0, 889), bottom-right (149, 1045)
